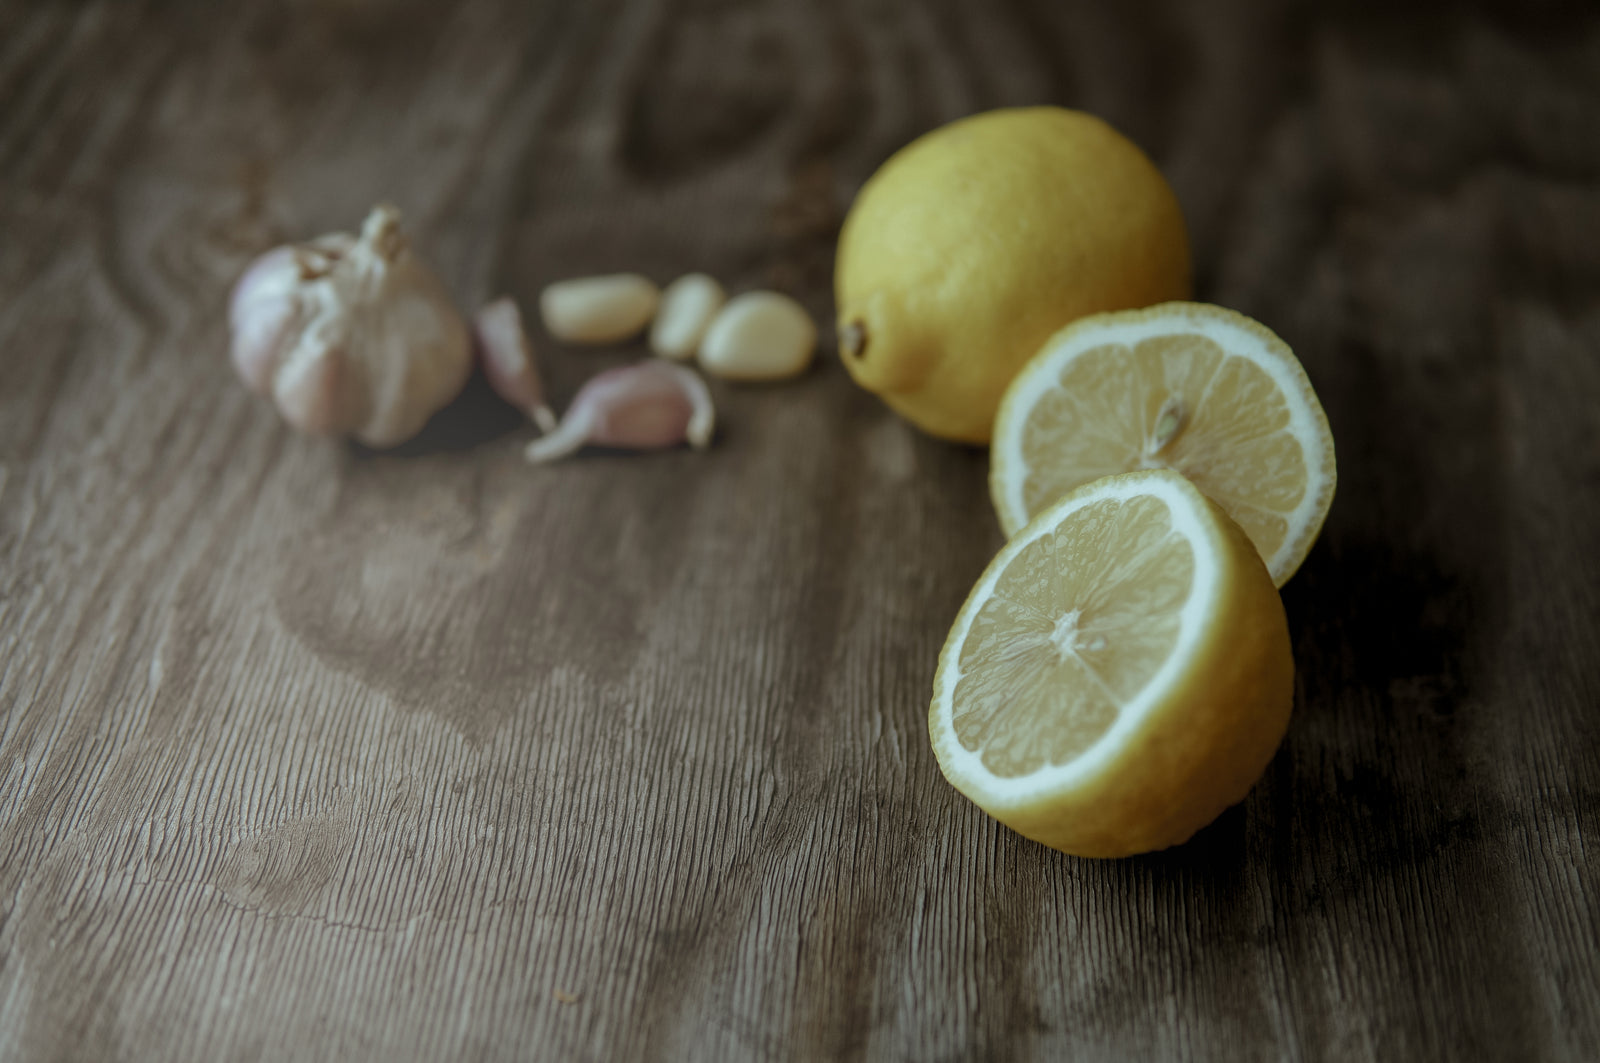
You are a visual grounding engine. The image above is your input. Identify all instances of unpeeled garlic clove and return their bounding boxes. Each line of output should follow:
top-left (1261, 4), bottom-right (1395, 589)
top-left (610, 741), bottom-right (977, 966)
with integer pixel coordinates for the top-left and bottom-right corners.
top-left (228, 236), bottom-right (350, 393)
top-left (698, 291), bottom-right (817, 381)
top-left (650, 273), bottom-right (726, 361)
top-left (526, 361), bottom-right (714, 464)
top-left (539, 274), bottom-right (660, 344)
top-left (227, 205), bottom-right (472, 448)
top-left (474, 297), bottom-right (557, 433)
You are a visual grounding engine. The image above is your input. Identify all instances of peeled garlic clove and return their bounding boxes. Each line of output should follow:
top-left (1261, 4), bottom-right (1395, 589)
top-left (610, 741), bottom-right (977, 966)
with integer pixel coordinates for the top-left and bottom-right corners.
top-left (698, 291), bottom-right (817, 381)
top-left (649, 273), bottom-right (726, 361)
top-left (226, 206), bottom-right (472, 448)
top-left (539, 274), bottom-right (659, 344)
top-left (474, 297), bottom-right (557, 433)
top-left (526, 361), bottom-right (714, 464)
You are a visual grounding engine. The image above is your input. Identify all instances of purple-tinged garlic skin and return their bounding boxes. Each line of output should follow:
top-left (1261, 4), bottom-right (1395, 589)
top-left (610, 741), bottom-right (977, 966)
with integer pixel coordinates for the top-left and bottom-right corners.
top-left (474, 297), bottom-right (557, 433)
top-left (226, 206), bottom-right (471, 448)
top-left (229, 245), bottom-right (299, 392)
top-left (526, 361), bottom-right (715, 464)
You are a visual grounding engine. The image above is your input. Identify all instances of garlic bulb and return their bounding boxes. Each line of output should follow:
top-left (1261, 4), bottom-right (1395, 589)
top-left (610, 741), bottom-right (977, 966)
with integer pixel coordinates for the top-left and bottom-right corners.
top-left (227, 205), bottom-right (472, 448)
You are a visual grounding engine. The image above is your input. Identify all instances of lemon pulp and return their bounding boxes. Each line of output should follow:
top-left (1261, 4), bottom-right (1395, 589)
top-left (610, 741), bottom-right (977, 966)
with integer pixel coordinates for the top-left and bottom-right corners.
top-left (932, 469), bottom-right (1294, 857)
top-left (954, 494), bottom-right (1193, 777)
top-left (992, 303), bottom-right (1336, 585)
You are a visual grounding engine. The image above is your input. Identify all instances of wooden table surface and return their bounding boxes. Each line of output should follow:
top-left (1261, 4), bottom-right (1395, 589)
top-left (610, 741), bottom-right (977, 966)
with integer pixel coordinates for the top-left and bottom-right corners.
top-left (3, 1), bottom-right (1598, 1059)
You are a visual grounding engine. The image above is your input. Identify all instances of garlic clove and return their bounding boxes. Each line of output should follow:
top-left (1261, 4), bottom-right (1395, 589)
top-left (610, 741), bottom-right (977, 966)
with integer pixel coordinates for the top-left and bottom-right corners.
top-left (226, 206), bottom-right (472, 448)
top-left (650, 273), bottom-right (726, 361)
top-left (228, 246), bottom-right (301, 393)
top-left (525, 361), bottom-right (715, 464)
top-left (679, 366), bottom-right (715, 449)
top-left (698, 291), bottom-right (817, 381)
top-left (539, 274), bottom-right (660, 344)
top-left (474, 297), bottom-right (557, 433)
top-left (228, 234), bottom-right (356, 394)
top-left (272, 339), bottom-right (349, 436)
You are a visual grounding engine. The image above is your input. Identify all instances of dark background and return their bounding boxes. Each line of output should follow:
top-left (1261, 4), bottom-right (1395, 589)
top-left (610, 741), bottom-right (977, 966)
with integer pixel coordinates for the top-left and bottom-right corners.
top-left (0, 0), bottom-right (1596, 1059)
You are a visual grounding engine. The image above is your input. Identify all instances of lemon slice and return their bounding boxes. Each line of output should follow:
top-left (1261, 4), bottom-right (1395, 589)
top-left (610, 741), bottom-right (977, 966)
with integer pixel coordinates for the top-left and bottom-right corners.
top-left (930, 469), bottom-right (1293, 857)
top-left (990, 302), bottom-right (1335, 586)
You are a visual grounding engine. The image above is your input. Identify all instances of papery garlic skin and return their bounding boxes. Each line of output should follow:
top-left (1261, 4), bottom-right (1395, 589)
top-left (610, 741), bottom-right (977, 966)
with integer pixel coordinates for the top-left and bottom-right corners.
top-left (227, 206), bottom-right (472, 448)
top-left (474, 297), bottom-right (558, 433)
top-left (229, 237), bottom-right (346, 393)
top-left (526, 361), bottom-right (715, 464)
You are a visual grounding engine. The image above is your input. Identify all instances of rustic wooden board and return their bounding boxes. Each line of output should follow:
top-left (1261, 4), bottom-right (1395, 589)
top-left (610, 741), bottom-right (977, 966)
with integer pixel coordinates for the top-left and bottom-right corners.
top-left (2, 0), bottom-right (1598, 1059)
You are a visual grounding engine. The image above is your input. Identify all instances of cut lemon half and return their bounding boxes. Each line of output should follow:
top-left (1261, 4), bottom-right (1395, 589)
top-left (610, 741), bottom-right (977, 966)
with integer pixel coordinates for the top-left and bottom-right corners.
top-left (930, 469), bottom-right (1293, 857)
top-left (990, 302), bottom-right (1335, 586)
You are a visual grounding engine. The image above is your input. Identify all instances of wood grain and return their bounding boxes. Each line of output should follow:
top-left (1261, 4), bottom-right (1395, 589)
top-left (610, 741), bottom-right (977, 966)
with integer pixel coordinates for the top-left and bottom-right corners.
top-left (2, 0), bottom-right (1598, 1059)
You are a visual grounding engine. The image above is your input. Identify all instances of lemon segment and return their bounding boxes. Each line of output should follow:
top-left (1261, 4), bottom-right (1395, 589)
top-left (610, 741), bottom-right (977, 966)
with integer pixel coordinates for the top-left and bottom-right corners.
top-left (991, 302), bottom-right (1336, 586)
top-left (930, 469), bottom-right (1293, 858)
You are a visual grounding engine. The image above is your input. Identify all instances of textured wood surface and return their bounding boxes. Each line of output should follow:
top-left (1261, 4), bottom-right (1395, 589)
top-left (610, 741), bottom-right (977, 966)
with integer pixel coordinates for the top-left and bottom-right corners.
top-left (3, 1), bottom-right (1598, 1059)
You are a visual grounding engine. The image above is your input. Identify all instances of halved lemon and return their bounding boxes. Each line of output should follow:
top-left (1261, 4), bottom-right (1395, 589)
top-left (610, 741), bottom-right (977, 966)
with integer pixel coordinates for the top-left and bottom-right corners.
top-left (930, 469), bottom-right (1293, 857)
top-left (990, 302), bottom-right (1335, 586)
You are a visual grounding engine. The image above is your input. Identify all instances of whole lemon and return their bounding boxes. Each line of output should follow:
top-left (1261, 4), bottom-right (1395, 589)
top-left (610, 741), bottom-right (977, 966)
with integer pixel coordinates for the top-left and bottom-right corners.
top-left (834, 107), bottom-right (1192, 443)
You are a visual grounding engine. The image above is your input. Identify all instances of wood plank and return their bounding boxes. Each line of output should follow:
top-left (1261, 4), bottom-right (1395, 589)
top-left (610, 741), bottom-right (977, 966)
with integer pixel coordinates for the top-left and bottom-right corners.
top-left (1, 0), bottom-right (1597, 1059)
